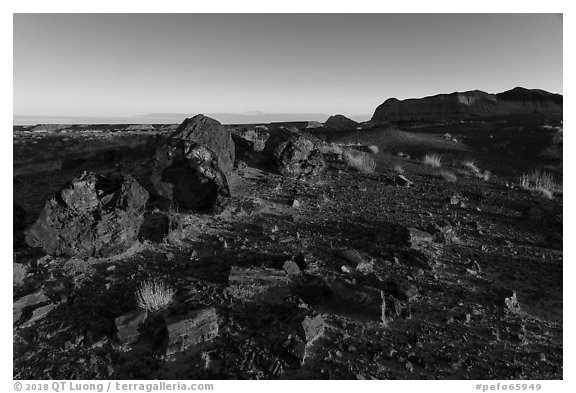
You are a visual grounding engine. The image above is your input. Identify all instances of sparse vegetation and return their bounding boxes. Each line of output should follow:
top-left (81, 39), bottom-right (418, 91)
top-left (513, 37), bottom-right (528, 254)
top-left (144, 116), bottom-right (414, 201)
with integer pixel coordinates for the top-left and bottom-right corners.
top-left (135, 278), bottom-right (175, 312)
top-left (519, 170), bottom-right (560, 199)
top-left (462, 159), bottom-right (491, 181)
top-left (462, 160), bottom-right (479, 173)
top-left (342, 149), bottom-right (376, 174)
top-left (423, 154), bottom-right (442, 168)
top-left (393, 164), bottom-right (405, 174)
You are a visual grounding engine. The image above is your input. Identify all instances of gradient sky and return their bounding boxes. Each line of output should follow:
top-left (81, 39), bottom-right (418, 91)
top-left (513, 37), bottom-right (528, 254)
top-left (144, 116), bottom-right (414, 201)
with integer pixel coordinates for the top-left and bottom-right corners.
top-left (13, 14), bottom-right (563, 124)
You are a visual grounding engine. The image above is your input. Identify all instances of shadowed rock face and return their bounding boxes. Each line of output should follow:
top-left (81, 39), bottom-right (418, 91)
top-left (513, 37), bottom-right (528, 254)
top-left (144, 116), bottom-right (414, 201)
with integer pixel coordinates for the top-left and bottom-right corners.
top-left (263, 128), bottom-right (326, 178)
top-left (371, 87), bottom-right (563, 124)
top-left (170, 114), bottom-right (235, 180)
top-left (150, 139), bottom-right (230, 212)
top-left (25, 171), bottom-right (149, 258)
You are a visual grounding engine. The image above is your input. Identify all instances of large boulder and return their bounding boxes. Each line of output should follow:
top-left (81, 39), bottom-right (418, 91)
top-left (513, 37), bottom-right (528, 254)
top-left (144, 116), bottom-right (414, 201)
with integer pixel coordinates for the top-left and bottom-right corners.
top-left (263, 128), bottom-right (326, 178)
top-left (150, 115), bottom-right (234, 212)
top-left (25, 171), bottom-right (149, 258)
top-left (170, 114), bottom-right (235, 179)
top-left (150, 139), bottom-right (230, 212)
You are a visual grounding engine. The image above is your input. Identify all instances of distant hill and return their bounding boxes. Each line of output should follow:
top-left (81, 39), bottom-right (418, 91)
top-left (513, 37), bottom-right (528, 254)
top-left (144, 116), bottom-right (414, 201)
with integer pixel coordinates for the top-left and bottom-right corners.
top-left (371, 87), bottom-right (562, 124)
top-left (324, 114), bottom-right (359, 130)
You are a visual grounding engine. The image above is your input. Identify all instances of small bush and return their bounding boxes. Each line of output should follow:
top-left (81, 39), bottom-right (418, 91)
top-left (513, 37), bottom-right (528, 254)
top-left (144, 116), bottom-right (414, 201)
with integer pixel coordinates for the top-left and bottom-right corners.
top-left (462, 160), bottom-right (491, 181)
top-left (135, 278), bottom-right (175, 312)
top-left (342, 149), bottom-right (376, 174)
top-left (423, 154), bottom-right (442, 168)
top-left (462, 160), bottom-right (480, 173)
top-left (519, 170), bottom-right (560, 199)
top-left (393, 164), bottom-right (405, 174)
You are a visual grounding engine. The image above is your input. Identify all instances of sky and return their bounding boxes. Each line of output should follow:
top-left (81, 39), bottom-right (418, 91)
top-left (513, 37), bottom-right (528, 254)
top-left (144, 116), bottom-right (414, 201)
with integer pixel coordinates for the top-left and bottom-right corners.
top-left (13, 13), bottom-right (563, 125)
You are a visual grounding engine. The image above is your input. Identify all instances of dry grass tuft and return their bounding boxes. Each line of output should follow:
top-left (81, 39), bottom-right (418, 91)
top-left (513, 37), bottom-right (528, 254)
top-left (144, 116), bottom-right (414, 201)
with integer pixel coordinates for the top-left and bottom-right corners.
top-left (342, 149), bottom-right (376, 174)
top-left (135, 278), bottom-right (175, 312)
top-left (423, 154), bottom-right (442, 168)
top-left (393, 164), bottom-right (405, 174)
top-left (519, 170), bottom-right (561, 200)
top-left (462, 159), bottom-right (491, 181)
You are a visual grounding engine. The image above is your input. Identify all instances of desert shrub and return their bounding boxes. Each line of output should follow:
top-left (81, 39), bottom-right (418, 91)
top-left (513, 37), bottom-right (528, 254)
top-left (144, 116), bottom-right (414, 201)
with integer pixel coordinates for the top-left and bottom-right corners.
top-left (393, 164), bottom-right (405, 174)
top-left (135, 278), bottom-right (175, 312)
top-left (462, 160), bottom-right (480, 173)
top-left (342, 149), bottom-right (376, 174)
top-left (520, 170), bottom-right (560, 199)
top-left (367, 145), bottom-right (380, 154)
top-left (423, 154), bottom-right (442, 168)
top-left (462, 159), bottom-right (491, 181)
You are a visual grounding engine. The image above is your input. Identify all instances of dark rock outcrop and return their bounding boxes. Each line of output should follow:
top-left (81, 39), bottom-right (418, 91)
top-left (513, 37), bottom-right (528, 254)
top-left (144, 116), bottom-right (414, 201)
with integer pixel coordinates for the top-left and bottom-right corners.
top-left (324, 114), bottom-right (359, 130)
top-left (371, 87), bottom-right (563, 124)
top-left (263, 128), bottom-right (326, 178)
top-left (25, 171), bottom-right (149, 257)
top-left (150, 115), bottom-right (234, 212)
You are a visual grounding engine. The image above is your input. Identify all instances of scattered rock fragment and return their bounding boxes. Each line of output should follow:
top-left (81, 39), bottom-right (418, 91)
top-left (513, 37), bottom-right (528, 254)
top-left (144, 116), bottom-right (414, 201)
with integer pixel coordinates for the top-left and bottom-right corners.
top-left (228, 266), bottom-right (291, 305)
top-left (166, 307), bottom-right (219, 355)
top-left (13, 263), bottom-right (28, 287)
top-left (394, 175), bottom-right (413, 187)
top-left (115, 309), bottom-right (148, 346)
top-left (282, 334), bottom-right (307, 363)
top-left (427, 220), bottom-right (460, 244)
top-left (14, 289), bottom-right (50, 324)
top-left (407, 228), bottom-right (434, 247)
top-left (297, 314), bottom-right (326, 345)
top-left (26, 303), bottom-right (56, 325)
top-left (339, 249), bottom-right (366, 266)
top-left (283, 260), bottom-right (301, 275)
top-left (25, 171), bottom-right (149, 258)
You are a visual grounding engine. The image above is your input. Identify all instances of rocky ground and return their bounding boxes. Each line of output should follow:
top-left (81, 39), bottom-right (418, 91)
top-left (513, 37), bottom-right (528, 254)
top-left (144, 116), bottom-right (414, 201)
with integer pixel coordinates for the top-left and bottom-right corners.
top-left (13, 122), bottom-right (563, 380)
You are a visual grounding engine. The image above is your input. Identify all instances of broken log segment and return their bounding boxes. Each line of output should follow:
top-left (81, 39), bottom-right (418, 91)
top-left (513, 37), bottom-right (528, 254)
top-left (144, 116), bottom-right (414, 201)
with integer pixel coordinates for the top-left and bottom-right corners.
top-left (150, 114), bottom-right (234, 212)
top-left (25, 171), bottom-right (149, 258)
top-left (263, 128), bottom-right (326, 178)
top-left (166, 307), bottom-right (219, 355)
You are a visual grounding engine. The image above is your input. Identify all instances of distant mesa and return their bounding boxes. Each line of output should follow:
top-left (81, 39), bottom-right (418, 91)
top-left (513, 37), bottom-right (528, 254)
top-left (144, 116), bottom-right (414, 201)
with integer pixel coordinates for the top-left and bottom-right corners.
top-left (371, 87), bottom-right (563, 124)
top-left (324, 114), bottom-right (359, 130)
